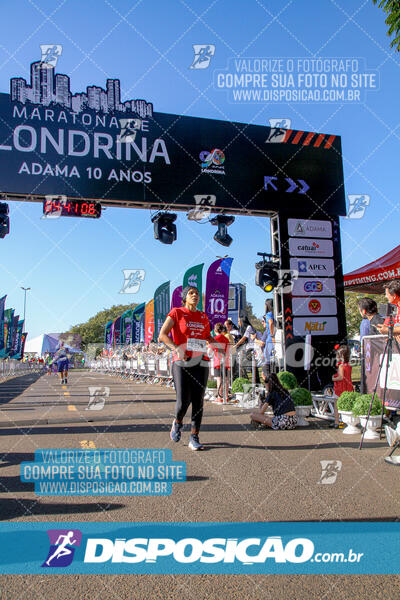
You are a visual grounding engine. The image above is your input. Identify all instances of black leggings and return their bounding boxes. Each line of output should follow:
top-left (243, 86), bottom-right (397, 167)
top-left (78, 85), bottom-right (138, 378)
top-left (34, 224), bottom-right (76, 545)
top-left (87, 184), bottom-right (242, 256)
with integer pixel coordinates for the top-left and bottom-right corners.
top-left (172, 362), bottom-right (209, 432)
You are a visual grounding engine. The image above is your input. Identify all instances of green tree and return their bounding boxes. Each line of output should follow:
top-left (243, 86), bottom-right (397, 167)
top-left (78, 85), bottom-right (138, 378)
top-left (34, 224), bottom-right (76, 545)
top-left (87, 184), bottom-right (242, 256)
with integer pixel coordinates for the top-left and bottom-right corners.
top-left (373, 0), bottom-right (400, 51)
top-left (245, 301), bottom-right (265, 331)
top-left (345, 291), bottom-right (386, 337)
top-left (63, 304), bottom-right (137, 349)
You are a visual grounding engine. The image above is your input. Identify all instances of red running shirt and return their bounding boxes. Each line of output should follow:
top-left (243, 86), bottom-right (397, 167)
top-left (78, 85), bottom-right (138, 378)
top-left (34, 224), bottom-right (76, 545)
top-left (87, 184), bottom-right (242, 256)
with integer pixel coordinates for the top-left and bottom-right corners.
top-left (168, 307), bottom-right (211, 362)
top-left (212, 334), bottom-right (230, 369)
top-left (333, 362), bottom-right (353, 397)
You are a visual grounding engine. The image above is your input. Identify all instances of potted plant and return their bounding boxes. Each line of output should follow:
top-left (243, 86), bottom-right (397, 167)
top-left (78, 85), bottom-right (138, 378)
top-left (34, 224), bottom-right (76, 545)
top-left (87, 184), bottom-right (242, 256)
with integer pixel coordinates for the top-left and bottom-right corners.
top-left (277, 370), bottom-right (297, 391)
top-left (291, 387), bottom-right (312, 426)
top-left (353, 394), bottom-right (382, 439)
top-left (337, 391), bottom-right (361, 434)
top-left (231, 377), bottom-right (250, 404)
top-left (204, 379), bottom-right (218, 401)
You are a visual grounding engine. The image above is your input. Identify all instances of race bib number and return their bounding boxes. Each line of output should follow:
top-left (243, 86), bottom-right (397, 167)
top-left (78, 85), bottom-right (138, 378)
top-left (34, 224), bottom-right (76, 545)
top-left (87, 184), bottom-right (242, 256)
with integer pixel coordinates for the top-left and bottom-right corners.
top-left (187, 338), bottom-right (207, 352)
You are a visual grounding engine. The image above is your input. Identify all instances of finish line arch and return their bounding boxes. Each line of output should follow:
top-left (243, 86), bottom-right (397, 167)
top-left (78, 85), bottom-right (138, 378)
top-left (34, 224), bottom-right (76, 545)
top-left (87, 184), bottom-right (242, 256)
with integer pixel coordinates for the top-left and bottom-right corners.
top-left (0, 59), bottom-right (347, 386)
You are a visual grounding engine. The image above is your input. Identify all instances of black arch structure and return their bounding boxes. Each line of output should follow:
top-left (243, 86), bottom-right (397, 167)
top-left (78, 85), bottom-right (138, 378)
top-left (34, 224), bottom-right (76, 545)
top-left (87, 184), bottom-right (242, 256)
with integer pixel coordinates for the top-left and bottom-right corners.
top-left (0, 65), bottom-right (347, 387)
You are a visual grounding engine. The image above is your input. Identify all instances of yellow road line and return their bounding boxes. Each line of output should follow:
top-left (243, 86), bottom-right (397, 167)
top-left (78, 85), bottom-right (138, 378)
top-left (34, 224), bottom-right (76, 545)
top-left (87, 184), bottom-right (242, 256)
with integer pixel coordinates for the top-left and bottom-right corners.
top-left (64, 391), bottom-right (70, 396)
top-left (67, 405), bottom-right (77, 411)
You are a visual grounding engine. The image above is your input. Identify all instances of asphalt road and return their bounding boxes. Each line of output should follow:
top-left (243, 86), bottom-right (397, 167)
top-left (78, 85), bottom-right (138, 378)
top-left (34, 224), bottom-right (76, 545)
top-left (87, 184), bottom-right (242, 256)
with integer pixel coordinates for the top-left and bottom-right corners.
top-left (0, 369), bottom-right (399, 599)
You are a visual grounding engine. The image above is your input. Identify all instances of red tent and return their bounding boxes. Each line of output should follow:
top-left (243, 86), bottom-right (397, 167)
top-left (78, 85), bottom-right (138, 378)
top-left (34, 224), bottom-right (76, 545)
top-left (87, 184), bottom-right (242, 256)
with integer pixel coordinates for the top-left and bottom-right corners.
top-left (344, 245), bottom-right (400, 294)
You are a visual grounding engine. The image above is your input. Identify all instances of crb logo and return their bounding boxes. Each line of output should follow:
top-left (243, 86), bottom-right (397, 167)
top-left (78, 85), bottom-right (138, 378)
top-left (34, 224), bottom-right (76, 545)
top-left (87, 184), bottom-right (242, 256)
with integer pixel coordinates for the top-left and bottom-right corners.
top-left (84, 536), bottom-right (314, 564)
top-left (304, 281), bottom-right (323, 293)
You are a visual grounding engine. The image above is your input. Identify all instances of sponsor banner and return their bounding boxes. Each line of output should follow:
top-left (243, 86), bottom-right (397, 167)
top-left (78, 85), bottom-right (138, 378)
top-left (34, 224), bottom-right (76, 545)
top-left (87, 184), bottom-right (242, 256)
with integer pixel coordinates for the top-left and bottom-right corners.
top-left (205, 258), bottom-right (233, 331)
top-left (183, 264), bottom-right (204, 311)
top-left (288, 218), bottom-right (332, 238)
top-left (0, 59), bottom-right (346, 216)
top-left (104, 320), bottom-right (113, 348)
top-left (291, 278), bottom-right (336, 297)
top-left (292, 297), bottom-right (337, 317)
top-left (10, 315), bottom-right (19, 355)
top-left (0, 295), bottom-right (6, 357)
top-left (293, 317), bottom-right (338, 336)
top-left (362, 335), bottom-right (400, 406)
top-left (10, 319), bottom-right (24, 358)
top-left (344, 265), bottom-right (400, 288)
top-left (20, 332), bottom-right (27, 359)
top-left (0, 522), bottom-right (397, 574)
top-left (144, 299), bottom-right (155, 346)
top-left (111, 315), bottom-right (122, 347)
top-left (154, 281), bottom-right (170, 340)
top-left (4, 308), bottom-right (14, 356)
top-left (290, 258), bottom-right (335, 278)
top-left (170, 285), bottom-right (182, 310)
top-left (131, 303), bottom-right (145, 344)
top-left (289, 238), bottom-right (333, 258)
top-left (120, 310), bottom-right (133, 346)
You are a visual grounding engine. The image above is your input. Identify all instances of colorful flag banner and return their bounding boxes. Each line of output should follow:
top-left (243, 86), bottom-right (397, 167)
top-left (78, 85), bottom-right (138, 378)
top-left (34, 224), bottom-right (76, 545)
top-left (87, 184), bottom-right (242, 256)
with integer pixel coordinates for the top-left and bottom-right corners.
top-left (10, 315), bottom-right (19, 357)
top-left (170, 285), bottom-right (182, 310)
top-left (19, 332), bottom-right (27, 360)
top-left (183, 264), bottom-right (204, 310)
top-left (120, 309), bottom-right (134, 346)
top-left (0, 295), bottom-right (6, 357)
top-left (4, 308), bottom-right (14, 357)
top-left (113, 315), bottom-right (122, 347)
top-left (205, 258), bottom-right (233, 331)
top-left (11, 320), bottom-right (24, 359)
top-left (104, 321), bottom-right (113, 348)
top-left (131, 303), bottom-right (145, 344)
top-left (144, 299), bottom-right (155, 346)
top-left (154, 282), bottom-right (170, 340)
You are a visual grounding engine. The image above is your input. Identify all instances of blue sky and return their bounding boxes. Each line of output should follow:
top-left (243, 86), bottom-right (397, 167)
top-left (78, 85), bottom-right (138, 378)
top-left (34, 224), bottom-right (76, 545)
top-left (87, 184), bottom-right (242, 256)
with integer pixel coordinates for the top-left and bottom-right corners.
top-left (0, 0), bottom-right (399, 338)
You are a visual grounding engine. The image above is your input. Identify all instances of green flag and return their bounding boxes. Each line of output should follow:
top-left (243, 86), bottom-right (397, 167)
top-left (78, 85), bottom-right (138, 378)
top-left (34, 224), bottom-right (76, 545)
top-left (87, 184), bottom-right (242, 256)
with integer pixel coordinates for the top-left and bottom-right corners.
top-left (154, 282), bottom-right (170, 340)
top-left (182, 264), bottom-right (204, 310)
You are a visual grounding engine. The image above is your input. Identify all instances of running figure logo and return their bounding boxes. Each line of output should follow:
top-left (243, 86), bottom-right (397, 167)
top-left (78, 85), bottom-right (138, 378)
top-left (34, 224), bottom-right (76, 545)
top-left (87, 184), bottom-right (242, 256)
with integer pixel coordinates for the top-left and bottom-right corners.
top-left (190, 44), bottom-right (215, 69)
top-left (318, 460), bottom-right (342, 484)
top-left (40, 44), bottom-right (63, 67)
top-left (120, 269), bottom-right (146, 294)
top-left (266, 118), bottom-right (291, 143)
top-left (346, 194), bottom-right (370, 219)
top-left (117, 118), bottom-right (142, 143)
top-left (42, 529), bottom-right (82, 567)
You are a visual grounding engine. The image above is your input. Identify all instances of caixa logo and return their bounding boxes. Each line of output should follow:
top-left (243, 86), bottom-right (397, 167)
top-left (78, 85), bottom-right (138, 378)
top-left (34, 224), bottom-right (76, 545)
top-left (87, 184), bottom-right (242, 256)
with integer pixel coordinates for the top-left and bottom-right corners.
top-left (84, 536), bottom-right (314, 564)
top-left (304, 281), bottom-right (323, 293)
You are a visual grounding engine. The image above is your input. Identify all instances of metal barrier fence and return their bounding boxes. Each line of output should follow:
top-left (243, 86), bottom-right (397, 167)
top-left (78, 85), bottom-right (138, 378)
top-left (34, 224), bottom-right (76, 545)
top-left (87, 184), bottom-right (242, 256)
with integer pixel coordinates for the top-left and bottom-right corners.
top-left (90, 349), bottom-right (272, 390)
top-left (90, 354), bottom-right (174, 386)
top-left (0, 360), bottom-right (42, 380)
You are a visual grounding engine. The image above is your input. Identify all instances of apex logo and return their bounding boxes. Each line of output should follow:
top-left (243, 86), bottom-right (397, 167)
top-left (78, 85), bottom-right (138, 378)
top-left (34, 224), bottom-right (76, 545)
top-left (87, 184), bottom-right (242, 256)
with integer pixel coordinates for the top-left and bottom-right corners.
top-left (42, 529), bottom-right (82, 568)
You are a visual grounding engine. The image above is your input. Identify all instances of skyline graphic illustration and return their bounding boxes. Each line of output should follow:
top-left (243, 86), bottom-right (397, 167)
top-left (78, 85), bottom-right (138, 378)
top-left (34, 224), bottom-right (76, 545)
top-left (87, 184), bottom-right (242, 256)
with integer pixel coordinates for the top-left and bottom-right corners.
top-left (10, 60), bottom-right (153, 118)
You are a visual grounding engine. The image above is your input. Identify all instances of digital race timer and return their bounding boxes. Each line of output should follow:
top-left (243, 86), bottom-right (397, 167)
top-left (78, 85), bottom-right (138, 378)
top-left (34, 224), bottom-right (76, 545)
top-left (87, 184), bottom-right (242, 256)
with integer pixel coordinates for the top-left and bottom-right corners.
top-left (43, 198), bottom-right (102, 219)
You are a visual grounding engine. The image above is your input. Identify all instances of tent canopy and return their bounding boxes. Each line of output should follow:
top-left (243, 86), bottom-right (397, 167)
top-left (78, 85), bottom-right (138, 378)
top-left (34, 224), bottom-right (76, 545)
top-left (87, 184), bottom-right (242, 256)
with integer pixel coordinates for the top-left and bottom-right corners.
top-left (344, 245), bottom-right (400, 294)
top-left (24, 333), bottom-right (82, 356)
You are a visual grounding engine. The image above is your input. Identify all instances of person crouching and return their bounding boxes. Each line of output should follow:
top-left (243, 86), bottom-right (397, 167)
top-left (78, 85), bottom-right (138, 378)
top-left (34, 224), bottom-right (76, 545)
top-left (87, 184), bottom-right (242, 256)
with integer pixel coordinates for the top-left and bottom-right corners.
top-left (250, 372), bottom-right (297, 430)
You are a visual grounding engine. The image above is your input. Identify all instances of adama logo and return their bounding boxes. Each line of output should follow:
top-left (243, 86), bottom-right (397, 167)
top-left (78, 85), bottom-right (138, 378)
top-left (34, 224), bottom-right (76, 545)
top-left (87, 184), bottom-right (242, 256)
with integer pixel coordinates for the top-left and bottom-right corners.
top-left (308, 300), bottom-right (321, 314)
top-left (42, 529), bottom-right (82, 568)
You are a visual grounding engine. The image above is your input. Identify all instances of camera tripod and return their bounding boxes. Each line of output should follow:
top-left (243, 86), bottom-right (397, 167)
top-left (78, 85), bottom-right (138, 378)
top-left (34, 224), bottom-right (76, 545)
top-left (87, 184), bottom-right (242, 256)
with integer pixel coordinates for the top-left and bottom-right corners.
top-left (359, 311), bottom-right (400, 451)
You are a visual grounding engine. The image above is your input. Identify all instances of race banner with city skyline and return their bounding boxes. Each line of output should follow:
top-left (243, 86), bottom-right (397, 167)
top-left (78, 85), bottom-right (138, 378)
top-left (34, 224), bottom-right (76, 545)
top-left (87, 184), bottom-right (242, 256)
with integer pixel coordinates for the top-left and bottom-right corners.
top-left (0, 56), bottom-right (346, 217)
